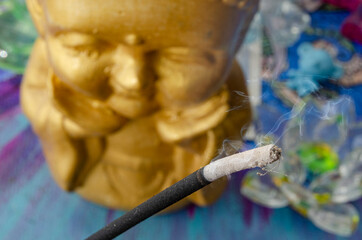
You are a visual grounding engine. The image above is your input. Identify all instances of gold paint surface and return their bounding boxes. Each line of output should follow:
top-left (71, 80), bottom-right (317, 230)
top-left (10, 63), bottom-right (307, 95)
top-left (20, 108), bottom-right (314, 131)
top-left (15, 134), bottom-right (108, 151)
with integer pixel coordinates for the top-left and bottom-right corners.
top-left (22, 0), bottom-right (258, 210)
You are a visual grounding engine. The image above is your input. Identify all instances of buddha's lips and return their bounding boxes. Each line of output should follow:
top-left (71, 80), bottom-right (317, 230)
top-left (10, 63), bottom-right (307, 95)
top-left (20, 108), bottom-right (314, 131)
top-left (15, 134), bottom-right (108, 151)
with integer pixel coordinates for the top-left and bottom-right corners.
top-left (107, 91), bottom-right (158, 119)
top-left (109, 78), bottom-right (154, 99)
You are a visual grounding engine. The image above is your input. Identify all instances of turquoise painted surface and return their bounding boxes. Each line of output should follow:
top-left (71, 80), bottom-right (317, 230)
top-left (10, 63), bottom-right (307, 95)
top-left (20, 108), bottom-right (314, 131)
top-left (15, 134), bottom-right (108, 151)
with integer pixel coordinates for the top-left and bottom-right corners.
top-left (1, 74), bottom-right (362, 240)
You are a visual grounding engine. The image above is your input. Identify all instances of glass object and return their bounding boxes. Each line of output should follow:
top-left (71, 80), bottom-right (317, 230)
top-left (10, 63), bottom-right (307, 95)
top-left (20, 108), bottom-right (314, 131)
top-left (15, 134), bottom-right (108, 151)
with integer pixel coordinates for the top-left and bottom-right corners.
top-left (297, 142), bottom-right (339, 174)
top-left (291, 0), bottom-right (323, 12)
top-left (241, 0), bottom-right (312, 84)
top-left (283, 96), bottom-right (355, 160)
top-left (241, 95), bottom-right (360, 236)
top-left (245, 0), bottom-right (311, 48)
top-left (261, 0), bottom-right (311, 48)
top-left (241, 170), bottom-right (289, 208)
top-left (308, 204), bottom-right (359, 237)
top-left (275, 179), bottom-right (318, 214)
top-left (310, 123), bottom-right (362, 203)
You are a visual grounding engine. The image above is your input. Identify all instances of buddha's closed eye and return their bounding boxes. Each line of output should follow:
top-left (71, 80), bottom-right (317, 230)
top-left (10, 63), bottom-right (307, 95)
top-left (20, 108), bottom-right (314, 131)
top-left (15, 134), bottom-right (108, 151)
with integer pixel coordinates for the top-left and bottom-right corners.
top-left (158, 48), bottom-right (216, 66)
top-left (57, 32), bottom-right (111, 57)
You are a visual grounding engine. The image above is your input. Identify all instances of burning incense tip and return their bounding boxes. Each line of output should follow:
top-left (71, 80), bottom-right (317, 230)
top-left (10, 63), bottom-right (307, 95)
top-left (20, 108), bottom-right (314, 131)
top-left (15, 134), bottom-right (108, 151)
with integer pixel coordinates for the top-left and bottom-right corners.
top-left (203, 144), bottom-right (282, 182)
top-left (270, 145), bottom-right (282, 164)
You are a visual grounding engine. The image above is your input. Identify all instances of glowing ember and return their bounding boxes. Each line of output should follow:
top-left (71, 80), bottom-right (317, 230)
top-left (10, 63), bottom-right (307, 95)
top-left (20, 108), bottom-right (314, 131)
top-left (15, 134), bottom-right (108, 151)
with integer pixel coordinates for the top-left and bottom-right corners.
top-left (297, 142), bottom-right (339, 174)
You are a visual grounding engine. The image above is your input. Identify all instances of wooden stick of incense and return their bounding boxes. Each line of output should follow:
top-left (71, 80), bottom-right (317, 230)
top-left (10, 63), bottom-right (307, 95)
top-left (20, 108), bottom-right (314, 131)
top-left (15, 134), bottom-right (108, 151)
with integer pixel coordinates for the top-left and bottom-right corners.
top-left (86, 144), bottom-right (282, 240)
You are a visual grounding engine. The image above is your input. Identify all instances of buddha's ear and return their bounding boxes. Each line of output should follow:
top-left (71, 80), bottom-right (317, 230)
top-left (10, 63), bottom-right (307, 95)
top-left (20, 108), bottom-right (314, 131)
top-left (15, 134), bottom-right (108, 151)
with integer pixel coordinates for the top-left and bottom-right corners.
top-left (26, 0), bottom-right (45, 37)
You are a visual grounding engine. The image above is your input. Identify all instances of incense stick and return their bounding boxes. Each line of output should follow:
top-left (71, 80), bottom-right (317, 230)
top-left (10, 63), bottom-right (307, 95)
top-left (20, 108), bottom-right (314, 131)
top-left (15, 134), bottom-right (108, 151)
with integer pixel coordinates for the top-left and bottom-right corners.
top-left (203, 144), bottom-right (281, 181)
top-left (86, 144), bottom-right (281, 240)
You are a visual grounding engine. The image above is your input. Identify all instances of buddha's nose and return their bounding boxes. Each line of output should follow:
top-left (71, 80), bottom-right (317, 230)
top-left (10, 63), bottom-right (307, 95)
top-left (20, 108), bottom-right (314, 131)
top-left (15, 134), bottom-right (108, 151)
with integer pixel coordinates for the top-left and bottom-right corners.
top-left (111, 49), bottom-right (153, 92)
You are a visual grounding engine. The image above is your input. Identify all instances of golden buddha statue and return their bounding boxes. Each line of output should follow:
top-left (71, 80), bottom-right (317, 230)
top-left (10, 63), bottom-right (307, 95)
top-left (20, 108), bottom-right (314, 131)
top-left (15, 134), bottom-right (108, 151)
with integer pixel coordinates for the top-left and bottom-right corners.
top-left (21, 0), bottom-right (257, 210)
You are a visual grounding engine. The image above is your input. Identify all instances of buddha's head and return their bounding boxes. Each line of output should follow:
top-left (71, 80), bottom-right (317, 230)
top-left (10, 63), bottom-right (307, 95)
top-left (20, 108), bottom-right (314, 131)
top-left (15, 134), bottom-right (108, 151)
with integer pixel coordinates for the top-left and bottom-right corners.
top-left (27, 0), bottom-right (258, 118)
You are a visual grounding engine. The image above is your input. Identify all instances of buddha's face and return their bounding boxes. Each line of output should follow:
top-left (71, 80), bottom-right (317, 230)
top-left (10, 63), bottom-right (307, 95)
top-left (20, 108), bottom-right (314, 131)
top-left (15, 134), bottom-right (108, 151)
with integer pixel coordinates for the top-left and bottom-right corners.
top-left (38, 0), bottom-right (255, 118)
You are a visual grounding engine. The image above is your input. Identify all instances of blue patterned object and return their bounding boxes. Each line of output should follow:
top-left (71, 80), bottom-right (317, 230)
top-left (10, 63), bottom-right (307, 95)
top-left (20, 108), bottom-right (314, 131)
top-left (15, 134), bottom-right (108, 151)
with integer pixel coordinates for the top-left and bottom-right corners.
top-left (276, 9), bottom-right (362, 117)
top-left (286, 43), bottom-right (344, 96)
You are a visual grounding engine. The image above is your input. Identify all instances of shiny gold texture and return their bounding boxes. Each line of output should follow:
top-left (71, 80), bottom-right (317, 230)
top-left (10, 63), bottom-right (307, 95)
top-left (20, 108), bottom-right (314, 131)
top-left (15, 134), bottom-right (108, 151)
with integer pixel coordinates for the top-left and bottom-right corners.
top-left (22, 0), bottom-right (258, 210)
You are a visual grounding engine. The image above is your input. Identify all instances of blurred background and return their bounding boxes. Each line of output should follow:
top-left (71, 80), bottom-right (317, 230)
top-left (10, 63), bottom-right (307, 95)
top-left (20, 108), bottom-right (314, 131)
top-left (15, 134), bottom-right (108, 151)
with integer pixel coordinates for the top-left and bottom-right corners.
top-left (1, 0), bottom-right (362, 239)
